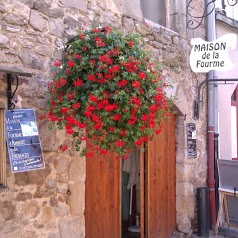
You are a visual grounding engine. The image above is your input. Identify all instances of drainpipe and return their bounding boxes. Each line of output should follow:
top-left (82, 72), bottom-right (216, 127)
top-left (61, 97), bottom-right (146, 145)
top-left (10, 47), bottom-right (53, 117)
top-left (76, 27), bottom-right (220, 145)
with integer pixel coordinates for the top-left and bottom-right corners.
top-left (206, 0), bottom-right (217, 230)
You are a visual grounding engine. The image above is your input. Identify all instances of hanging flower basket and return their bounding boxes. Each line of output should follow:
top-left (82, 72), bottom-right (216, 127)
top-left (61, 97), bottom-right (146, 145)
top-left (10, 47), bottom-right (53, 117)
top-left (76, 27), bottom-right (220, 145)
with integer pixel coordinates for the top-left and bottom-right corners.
top-left (46, 25), bottom-right (173, 159)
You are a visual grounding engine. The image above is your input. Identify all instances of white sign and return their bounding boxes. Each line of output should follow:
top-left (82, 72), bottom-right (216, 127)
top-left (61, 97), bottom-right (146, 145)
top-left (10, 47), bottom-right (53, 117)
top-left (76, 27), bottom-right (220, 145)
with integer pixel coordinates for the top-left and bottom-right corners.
top-left (190, 33), bottom-right (237, 73)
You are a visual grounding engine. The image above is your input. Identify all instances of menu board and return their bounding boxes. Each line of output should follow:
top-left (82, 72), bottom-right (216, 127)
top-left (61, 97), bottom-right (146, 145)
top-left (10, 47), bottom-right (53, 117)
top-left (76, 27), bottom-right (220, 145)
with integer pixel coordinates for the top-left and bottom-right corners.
top-left (5, 109), bottom-right (45, 173)
top-left (187, 123), bottom-right (197, 158)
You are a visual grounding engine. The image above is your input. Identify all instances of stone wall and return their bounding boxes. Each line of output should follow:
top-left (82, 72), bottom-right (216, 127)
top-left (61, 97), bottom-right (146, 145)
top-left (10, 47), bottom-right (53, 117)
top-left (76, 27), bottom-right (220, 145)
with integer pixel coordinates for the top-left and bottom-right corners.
top-left (0, 0), bottom-right (207, 237)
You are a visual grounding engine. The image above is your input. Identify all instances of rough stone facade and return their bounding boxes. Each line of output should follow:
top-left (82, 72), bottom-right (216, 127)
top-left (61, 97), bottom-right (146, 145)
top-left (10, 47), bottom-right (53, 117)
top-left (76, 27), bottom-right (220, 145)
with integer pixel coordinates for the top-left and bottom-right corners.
top-left (0, 0), bottom-right (207, 237)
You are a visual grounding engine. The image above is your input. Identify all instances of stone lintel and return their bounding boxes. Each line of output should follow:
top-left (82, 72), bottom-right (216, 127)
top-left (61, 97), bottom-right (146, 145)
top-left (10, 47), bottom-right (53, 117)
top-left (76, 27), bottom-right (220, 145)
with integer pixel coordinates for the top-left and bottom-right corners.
top-left (0, 66), bottom-right (32, 77)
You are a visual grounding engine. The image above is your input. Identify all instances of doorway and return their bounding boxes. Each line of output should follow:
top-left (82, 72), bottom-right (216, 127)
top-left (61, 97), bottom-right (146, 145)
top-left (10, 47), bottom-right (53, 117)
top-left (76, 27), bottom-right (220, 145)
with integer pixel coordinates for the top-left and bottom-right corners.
top-left (122, 146), bottom-right (141, 238)
top-left (85, 116), bottom-right (176, 238)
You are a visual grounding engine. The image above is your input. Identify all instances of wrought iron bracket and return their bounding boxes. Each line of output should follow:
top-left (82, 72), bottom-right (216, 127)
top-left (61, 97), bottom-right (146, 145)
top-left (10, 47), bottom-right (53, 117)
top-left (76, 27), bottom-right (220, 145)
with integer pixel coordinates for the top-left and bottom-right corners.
top-left (187, 0), bottom-right (238, 30)
top-left (0, 66), bottom-right (32, 110)
top-left (194, 78), bottom-right (238, 119)
top-left (7, 74), bottom-right (19, 110)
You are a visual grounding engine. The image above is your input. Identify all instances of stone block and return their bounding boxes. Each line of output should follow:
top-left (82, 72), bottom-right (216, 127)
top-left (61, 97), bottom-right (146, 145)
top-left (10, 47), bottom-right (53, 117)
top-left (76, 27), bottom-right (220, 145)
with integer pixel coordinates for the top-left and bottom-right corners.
top-left (58, 183), bottom-right (69, 194)
top-left (176, 164), bottom-right (195, 182)
top-left (101, 12), bottom-right (120, 26)
top-left (54, 156), bottom-right (70, 175)
top-left (59, 216), bottom-right (85, 238)
top-left (19, 50), bottom-right (43, 70)
top-left (0, 5), bottom-right (7, 13)
top-left (16, 192), bottom-right (32, 201)
top-left (67, 182), bottom-right (85, 216)
top-left (42, 206), bottom-right (52, 224)
top-left (21, 230), bottom-right (37, 238)
top-left (64, 16), bottom-right (81, 30)
top-left (39, 120), bottom-right (60, 152)
top-left (176, 182), bottom-right (194, 196)
top-left (34, 0), bottom-right (64, 18)
top-left (14, 172), bottom-right (28, 186)
top-left (49, 18), bottom-right (65, 38)
top-left (26, 164), bottom-right (51, 185)
top-left (175, 85), bottom-right (190, 119)
top-left (34, 45), bottom-right (53, 57)
top-left (29, 10), bottom-right (48, 31)
top-left (177, 214), bottom-right (191, 234)
top-left (54, 204), bottom-right (70, 217)
top-left (12, 1), bottom-right (30, 18)
top-left (48, 232), bottom-right (60, 238)
top-left (50, 196), bottom-right (58, 207)
top-left (3, 14), bottom-right (28, 26)
top-left (58, 194), bottom-right (68, 203)
top-left (105, 0), bottom-right (122, 13)
top-left (0, 201), bottom-right (15, 221)
top-left (17, 0), bottom-right (35, 9)
top-left (59, 0), bottom-right (87, 12)
top-left (92, 0), bottom-right (106, 9)
top-left (176, 195), bottom-right (195, 217)
top-left (0, 35), bottom-right (9, 47)
top-left (45, 178), bottom-right (57, 189)
top-left (22, 200), bottom-right (40, 219)
top-left (69, 157), bottom-right (85, 182)
top-left (122, 17), bottom-right (135, 33)
top-left (33, 188), bottom-right (55, 198)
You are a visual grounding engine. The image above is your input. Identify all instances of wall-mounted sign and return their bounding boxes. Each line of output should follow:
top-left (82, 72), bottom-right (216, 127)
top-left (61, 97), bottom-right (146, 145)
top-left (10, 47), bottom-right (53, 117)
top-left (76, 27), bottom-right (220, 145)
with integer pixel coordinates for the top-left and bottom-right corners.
top-left (190, 33), bottom-right (237, 73)
top-left (5, 109), bottom-right (45, 173)
top-left (187, 123), bottom-right (197, 158)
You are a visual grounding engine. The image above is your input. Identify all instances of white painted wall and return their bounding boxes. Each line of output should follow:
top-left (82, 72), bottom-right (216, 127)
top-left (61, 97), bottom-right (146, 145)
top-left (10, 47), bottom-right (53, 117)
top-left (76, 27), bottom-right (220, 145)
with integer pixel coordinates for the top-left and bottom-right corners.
top-left (216, 16), bottom-right (238, 160)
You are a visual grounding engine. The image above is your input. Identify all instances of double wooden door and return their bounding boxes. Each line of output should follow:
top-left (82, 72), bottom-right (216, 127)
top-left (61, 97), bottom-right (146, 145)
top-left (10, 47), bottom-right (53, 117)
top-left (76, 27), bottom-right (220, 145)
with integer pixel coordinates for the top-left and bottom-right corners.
top-left (85, 117), bottom-right (176, 238)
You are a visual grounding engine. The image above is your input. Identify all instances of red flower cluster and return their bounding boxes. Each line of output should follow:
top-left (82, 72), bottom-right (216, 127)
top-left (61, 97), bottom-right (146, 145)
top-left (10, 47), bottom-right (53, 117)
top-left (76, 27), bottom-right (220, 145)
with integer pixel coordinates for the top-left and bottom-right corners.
top-left (46, 25), bottom-right (173, 158)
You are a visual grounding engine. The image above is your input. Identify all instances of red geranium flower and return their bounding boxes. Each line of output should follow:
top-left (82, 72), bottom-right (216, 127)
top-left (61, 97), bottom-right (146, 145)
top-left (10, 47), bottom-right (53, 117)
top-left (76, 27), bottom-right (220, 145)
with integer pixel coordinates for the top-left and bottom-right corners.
top-left (113, 114), bottom-right (121, 121)
top-left (72, 103), bottom-right (81, 109)
top-left (100, 148), bottom-right (109, 155)
top-left (132, 81), bottom-right (141, 88)
top-left (74, 78), bottom-right (83, 87)
top-left (139, 72), bottom-right (147, 79)
top-left (88, 74), bottom-right (96, 81)
top-left (116, 140), bottom-right (125, 147)
top-left (68, 60), bottom-right (76, 67)
top-left (60, 145), bottom-right (69, 152)
top-left (127, 41), bottom-right (134, 47)
top-left (118, 80), bottom-right (129, 87)
top-left (90, 94), bottom-right (99, 102)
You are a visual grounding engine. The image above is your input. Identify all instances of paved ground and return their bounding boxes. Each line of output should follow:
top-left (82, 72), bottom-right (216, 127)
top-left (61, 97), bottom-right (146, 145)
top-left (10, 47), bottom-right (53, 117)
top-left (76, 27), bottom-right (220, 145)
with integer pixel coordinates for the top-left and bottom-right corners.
top-left (172, 227), bottom-right (238, 238)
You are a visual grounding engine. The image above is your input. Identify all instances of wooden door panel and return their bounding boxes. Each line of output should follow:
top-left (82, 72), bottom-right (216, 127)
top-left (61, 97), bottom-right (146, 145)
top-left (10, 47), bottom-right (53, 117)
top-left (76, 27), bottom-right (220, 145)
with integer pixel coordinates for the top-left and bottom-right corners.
top-left (85, 146), bottom-right (121, 238)
top-left (146, 117), bottom-right (176, 238)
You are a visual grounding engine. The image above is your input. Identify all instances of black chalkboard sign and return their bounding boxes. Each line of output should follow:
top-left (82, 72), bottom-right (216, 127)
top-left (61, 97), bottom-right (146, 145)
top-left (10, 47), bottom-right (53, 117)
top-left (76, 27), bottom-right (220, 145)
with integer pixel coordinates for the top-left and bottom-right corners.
top-left (187, 123), bottom-right (197, 158)
top-left (5, 109), bottom-right (45, 173)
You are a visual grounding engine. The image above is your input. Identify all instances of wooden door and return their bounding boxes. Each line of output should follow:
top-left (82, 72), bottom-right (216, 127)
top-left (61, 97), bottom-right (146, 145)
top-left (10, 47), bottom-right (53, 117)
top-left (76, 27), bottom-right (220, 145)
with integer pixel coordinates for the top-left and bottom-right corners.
top-left (145, 116), bottom-right (176, 238)
top-left (85, 147), bottom-right (121, 238)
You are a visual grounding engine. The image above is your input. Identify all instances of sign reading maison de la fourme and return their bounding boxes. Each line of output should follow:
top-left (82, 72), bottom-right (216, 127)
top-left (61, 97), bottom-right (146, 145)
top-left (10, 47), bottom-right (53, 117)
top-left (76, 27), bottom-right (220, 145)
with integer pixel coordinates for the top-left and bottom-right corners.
top-left (5, 109), bottom-right (45, 173)
top-left (190, 33), bottom-right (237, 73)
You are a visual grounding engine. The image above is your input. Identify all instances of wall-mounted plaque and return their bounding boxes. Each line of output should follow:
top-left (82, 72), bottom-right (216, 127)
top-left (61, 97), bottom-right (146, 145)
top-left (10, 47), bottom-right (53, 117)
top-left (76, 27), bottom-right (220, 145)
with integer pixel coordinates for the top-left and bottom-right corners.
top-left (5, 109), bottom-right (45, 173)
top-left (187, 123), bottom-right (197, 158)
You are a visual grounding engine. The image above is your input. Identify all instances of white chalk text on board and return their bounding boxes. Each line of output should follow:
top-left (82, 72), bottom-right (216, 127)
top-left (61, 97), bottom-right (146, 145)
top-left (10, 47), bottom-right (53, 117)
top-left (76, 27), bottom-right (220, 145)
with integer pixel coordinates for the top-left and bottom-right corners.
top-left (190, 33), bottom-right (237, 73)
top-left (5, 109), bottom-right (45, 173)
